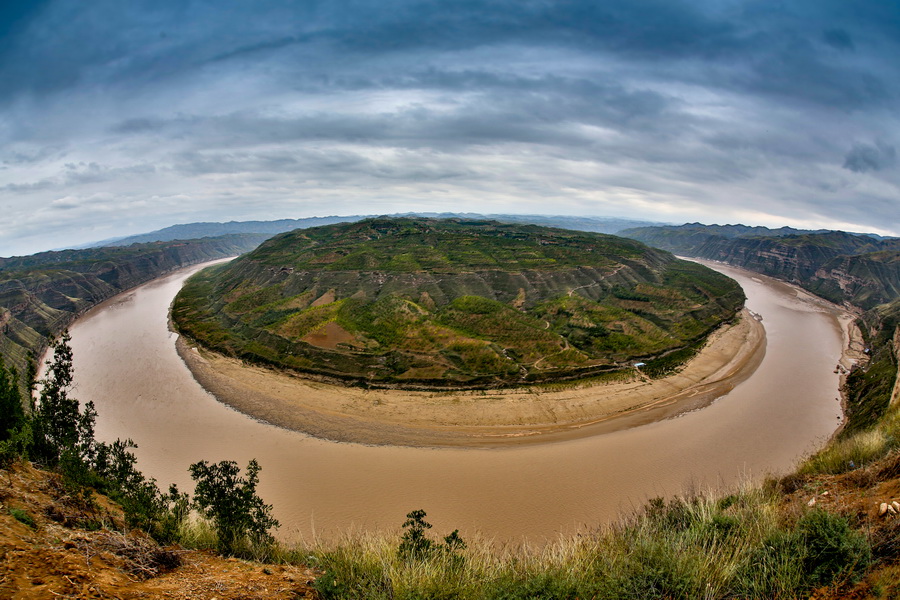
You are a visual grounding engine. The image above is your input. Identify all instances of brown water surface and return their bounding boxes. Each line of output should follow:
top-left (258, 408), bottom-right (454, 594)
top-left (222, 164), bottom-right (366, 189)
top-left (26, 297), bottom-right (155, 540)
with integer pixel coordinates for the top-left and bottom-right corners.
top-left (68, 261), bottom-right (844, 543)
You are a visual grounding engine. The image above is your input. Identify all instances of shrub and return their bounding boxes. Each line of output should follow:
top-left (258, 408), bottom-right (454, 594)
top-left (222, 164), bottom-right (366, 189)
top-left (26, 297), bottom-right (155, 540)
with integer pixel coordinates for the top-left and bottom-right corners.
top-left (796, 509), bottom-right (871, 588)
top-left (93, 438), bottom-right (188, 544)
top-left (398, 509), bottom-right (433, 561)
top-left (189, 458), bottom-right (279, 556)
top-left (0, 423), bottom-right (31, 469)
top-left (9, 507), bottom-right (35, 528)
top-left (737, 509), bottom-right (871, 596)
top-left (397, 509), bottom-right (466, 563)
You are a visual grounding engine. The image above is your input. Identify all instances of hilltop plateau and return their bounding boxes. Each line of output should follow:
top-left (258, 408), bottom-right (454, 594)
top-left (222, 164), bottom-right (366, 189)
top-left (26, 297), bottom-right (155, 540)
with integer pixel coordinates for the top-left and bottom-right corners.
top-left (172, 218), bottom-right (744, 388)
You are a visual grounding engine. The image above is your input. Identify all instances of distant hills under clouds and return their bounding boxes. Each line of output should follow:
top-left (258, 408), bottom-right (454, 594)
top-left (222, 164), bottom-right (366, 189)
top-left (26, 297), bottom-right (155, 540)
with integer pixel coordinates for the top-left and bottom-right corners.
top-left (95, 214), bottom-right (671, 248)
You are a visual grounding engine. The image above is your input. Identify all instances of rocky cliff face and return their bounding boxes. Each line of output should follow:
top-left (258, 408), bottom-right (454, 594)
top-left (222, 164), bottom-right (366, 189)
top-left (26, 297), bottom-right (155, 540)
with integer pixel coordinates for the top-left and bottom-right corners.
top-left (841, 299), bottom-right (900, 434)
top-left (624, 224), bottom-right (900, 437)
top-left (624, 226), bottom-right (900, 309)
top-left (892, 322), bottom-right (900, 408)
top-left (0, 234), bottom-right (268, 380)
top-left (806, 251), bottom-right (900, 308)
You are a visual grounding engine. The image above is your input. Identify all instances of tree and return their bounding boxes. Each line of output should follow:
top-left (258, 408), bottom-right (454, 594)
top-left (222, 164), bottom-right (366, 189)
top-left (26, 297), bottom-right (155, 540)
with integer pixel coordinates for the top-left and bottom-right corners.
top-left (91, 438), bottom-right (189, 543)
top-left (30, 332), bottom-right (98, 468)
top-left (189, 458), bottom-right (279, 555)
top-left (0, 356), bottom-right (24, 440)
top-left (398, 509), bottom-right (434, 560)
top-left (0, 356), bottom-right (29, 466)
top-left (398, 509), bottom-right (466, 562)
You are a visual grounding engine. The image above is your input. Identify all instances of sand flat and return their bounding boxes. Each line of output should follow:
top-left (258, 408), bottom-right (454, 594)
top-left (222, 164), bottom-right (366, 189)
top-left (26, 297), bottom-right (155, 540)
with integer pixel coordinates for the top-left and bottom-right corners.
top-left (176, 308), bottom-right (765, 447)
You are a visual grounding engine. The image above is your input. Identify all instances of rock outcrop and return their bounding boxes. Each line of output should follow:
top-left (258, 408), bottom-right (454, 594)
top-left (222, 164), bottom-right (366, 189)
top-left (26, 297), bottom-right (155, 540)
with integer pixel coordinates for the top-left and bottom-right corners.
top-left (624, 225), bottom-right (900, 309)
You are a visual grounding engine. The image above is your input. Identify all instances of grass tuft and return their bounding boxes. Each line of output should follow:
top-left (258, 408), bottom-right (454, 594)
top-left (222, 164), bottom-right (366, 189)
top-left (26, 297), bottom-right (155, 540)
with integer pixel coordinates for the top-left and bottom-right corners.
top-left (9, 507), bottom-right (36, 528)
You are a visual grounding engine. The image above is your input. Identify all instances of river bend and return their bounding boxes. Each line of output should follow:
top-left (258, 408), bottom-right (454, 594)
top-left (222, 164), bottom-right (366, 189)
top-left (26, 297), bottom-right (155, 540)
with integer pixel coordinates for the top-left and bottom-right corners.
top-left (68, 261), bottom-right (845, 542)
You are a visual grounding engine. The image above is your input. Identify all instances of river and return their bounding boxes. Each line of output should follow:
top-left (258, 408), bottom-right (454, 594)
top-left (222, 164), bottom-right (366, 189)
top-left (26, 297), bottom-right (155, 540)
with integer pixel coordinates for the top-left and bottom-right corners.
top-left (67, 261), bottom-right (845, 544)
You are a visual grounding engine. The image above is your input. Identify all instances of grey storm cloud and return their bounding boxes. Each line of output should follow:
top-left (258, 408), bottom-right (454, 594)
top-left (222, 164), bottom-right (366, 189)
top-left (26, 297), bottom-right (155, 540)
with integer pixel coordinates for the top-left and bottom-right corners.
top-left (3, 1), bottom-right (898, 109)
top-left (843, 142), bottom-right (898, 173)
top-left (1, 0), bottom-right (899, 256)
top-left (822, 29), bottom-right (855, 51)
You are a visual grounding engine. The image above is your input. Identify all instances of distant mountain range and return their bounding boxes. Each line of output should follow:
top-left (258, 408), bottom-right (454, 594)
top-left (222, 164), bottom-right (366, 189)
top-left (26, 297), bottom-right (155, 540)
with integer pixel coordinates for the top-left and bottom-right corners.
top-left (97, 213), bottom-right (667, 248)
top-left (94, 216), bottom-right (365, 247)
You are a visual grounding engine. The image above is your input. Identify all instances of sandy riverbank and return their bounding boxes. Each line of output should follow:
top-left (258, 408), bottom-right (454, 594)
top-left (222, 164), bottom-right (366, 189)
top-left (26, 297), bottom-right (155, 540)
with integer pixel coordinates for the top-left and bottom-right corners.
top-left (175, 307), bottom-right (767, 447)
top-left (689, 258), bottom-right (865, 443)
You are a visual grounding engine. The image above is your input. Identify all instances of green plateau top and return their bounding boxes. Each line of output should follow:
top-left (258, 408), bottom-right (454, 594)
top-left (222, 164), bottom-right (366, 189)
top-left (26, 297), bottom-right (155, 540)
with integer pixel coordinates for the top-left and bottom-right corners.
top-left (173, 218), bottom-right (745, 388)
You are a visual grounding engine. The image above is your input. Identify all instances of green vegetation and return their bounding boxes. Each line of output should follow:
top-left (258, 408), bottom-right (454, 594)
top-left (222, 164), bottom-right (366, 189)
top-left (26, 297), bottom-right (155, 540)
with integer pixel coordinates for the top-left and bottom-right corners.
top-left (9, 507), bottom-right (36, 528)
top-left (29, 332), bottom-right (98, 469)
top-left (0, 355), bottom-right (25, 442)
top-left (624, 225), bottom-right (900, 309)
top-left (622, 223), bottom-right (900, 487)
top-left (0, 333), bottom-right (279, 557)
top-left (309, 493), bottom-right (870, 600)
top-left (4, 340), bottom-right (882, 598)
top-left (0, 233), bottom-right (268, 395)
top-left (798, 299), bottom-right (900, 477)
top-left (395, 509), bottom-right (466, 563)
top-left (2, 220), bottom-right (898, 595)
top-left (174, 218), bottom-right (744, 387)
top-left (189, 458), bottom-right (279, 556)
top-left (839, 300), bottom-right (900, 437)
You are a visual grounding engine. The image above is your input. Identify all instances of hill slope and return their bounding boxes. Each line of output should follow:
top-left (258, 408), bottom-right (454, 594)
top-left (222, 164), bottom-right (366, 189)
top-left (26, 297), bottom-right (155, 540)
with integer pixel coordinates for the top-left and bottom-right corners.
top-left (173, 218), bottom-right (744, 388)
top-left (0, 461), bottom-right (317, 599)
top-left (624, 225), bottom-right (900, 309)
top-left (0, 234), bottom-right (268, 381)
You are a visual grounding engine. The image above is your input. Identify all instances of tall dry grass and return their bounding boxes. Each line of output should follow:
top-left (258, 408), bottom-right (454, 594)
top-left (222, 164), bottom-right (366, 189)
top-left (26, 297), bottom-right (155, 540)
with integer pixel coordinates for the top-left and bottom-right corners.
top-left (294, 485), bottom-right (868, 599)
top-left (800, 401), bottom-right (900, 476)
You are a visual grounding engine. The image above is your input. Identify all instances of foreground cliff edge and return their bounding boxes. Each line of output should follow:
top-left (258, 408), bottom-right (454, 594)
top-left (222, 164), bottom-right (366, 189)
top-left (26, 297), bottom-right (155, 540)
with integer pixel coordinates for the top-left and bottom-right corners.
top-left (4, 427), bottom-right (900, 598)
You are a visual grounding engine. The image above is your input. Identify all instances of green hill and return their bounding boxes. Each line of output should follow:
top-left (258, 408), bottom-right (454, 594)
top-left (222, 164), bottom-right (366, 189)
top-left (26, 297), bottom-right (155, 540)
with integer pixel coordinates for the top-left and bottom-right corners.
top-left (173, 218), bottom-right (744, 388)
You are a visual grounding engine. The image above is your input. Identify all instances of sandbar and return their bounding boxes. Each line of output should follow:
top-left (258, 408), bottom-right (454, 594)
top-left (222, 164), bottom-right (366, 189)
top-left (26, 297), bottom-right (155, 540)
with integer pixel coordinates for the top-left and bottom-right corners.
top-left (174, 307), bottom-right (766, 447)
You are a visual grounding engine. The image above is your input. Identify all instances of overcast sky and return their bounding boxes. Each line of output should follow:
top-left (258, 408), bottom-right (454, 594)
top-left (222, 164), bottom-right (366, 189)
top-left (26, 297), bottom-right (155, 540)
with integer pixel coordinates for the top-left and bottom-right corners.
top-left (1, 1), bottom-right (899, 256)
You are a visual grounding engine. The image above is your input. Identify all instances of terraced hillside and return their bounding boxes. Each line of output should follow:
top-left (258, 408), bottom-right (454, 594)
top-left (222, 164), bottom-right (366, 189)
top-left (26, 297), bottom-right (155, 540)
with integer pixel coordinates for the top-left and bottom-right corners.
top-left (173, 218), bottom-right (744, 388)
top-left (624, 224), bottom-right (900, 309)
top-left (0, 234), bottom-right (269, 383)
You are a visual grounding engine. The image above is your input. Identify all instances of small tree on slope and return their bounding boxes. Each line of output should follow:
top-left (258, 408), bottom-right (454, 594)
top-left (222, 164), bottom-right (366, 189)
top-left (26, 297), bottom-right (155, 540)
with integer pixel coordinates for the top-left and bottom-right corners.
top-left (30, 332), bottom-right (98, 469)
top-left (189, 458), bottom-right (279, 556)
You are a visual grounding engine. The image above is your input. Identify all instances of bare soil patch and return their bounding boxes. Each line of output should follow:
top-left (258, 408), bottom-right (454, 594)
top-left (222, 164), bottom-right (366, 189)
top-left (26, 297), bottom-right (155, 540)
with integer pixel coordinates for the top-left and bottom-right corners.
top-left (0, 462), bottom-right (318, 599)
top-left (302, 321), bottom-right (360, 350)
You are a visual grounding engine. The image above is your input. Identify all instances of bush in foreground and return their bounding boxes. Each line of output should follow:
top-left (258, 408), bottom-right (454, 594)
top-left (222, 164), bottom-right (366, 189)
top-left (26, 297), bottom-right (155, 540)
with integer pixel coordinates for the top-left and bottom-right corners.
top-left (189, 458), bottom-right (280, 556)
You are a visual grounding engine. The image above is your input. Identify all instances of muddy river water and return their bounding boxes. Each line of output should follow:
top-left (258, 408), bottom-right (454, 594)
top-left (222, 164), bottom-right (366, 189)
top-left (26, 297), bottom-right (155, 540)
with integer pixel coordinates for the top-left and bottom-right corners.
top-left (68, 261), bottom-right (846, 543)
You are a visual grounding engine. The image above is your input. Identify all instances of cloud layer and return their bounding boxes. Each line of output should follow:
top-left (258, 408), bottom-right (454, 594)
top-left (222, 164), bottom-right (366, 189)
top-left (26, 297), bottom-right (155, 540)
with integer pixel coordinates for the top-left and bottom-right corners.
top-left (1, 0), bottom-right (898, 255)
